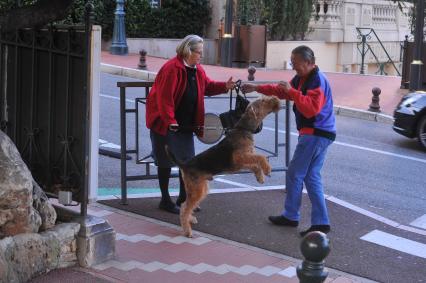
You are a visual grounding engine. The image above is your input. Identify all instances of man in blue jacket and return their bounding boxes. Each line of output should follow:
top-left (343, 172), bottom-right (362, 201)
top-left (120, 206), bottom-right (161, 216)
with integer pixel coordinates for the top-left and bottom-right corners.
top-left (242, 45), bottom-right (336, 237)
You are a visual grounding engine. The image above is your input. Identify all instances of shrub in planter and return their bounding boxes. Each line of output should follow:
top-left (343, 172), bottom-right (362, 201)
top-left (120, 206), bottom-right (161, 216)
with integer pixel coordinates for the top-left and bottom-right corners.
top-left (60, 0), bottom-right (211, 40)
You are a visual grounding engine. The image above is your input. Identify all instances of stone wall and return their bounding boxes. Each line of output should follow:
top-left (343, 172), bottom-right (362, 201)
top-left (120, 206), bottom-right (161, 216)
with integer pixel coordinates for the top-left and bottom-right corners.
top-left (0, 222), bottom-right (80, 283)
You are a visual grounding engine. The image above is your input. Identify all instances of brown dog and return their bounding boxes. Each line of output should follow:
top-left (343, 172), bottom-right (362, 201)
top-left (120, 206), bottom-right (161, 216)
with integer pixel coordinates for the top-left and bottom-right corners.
top-left (167, 95), bottom-right (281, 237)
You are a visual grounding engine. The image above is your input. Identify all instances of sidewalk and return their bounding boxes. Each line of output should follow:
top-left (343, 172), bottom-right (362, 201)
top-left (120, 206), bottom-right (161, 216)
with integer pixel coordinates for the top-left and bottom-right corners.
top-left (101, 51), bottom-right (409, 120)
top-left (30, 202), bottom-right (374, 283)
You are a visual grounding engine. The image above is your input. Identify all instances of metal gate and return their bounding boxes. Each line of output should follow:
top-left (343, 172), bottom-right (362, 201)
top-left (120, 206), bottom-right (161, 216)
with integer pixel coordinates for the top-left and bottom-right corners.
top-left (0, 7), bottom-right (93, 215)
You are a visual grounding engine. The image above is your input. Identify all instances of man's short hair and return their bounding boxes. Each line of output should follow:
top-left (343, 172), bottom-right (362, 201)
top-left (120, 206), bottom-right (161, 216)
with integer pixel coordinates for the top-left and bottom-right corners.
top-left (292, 45), bottom-right (316, 64)
top-left (176, 34), bottom-right (204, 58)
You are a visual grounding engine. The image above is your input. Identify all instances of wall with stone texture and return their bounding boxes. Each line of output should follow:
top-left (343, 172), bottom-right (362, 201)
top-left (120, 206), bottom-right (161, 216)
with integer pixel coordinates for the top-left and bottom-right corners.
top-left (0, 223), bottom-right (80, 283)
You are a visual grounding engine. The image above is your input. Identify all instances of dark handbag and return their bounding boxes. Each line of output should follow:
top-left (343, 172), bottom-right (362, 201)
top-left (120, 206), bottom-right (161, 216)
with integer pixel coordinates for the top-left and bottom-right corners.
top-left (219, 81), bottom-right (263, 133)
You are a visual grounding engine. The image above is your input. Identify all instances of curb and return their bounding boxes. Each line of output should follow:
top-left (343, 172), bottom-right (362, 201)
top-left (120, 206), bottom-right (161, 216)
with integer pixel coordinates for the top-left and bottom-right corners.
top-left (100, 63), bottom-right (394, 125)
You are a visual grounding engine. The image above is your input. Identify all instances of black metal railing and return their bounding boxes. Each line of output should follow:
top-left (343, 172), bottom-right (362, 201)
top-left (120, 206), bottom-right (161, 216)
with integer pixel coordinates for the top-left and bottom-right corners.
top-left (356, 27), bottom-right (401, 76)
top-left (117, 81), bottom-right (291, 205)
top-left (0, 4), bottom-right (94, 216)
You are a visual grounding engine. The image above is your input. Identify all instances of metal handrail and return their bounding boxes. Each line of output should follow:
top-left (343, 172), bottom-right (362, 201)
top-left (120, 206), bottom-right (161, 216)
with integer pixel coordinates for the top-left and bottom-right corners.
top-left (117, 81), bottom-right (291, 205)
top-left (356, 27), bottom-right (401, 76)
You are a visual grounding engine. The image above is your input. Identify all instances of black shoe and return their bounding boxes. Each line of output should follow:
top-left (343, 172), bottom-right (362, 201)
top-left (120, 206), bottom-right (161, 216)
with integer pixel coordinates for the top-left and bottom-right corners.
top-left (159, 201), bottom-right (180, 214)
top-left (176, 201), bottom-right (201, 213)
top-left (299, 225), bottom-right (331, 237)
top-left (268, 215), bottom-right (299, 227)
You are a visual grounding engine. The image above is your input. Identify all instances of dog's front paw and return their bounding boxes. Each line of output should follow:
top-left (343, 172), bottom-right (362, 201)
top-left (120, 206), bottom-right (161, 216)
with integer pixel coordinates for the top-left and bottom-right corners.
top-left (264, 164), bottom-right (272, 176)
top-left (256, 174), bottom-right (265, 184)
top-left (190, 216), bottom-right (198, 224)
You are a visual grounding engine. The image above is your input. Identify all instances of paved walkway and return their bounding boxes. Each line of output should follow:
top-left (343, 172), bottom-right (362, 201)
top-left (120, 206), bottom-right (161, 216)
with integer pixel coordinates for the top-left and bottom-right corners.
top-left (31, 203), bottom-right (374, 283)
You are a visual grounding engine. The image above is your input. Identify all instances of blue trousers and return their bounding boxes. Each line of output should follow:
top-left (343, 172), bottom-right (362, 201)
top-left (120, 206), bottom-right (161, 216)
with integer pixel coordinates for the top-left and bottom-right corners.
top-left (282, 135), bottom-right (333, 225)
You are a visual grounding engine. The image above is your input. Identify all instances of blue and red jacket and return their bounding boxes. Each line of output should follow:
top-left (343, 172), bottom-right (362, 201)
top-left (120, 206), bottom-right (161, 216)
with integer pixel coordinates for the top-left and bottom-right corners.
top-left (257, 66), bottom-right (336, 140)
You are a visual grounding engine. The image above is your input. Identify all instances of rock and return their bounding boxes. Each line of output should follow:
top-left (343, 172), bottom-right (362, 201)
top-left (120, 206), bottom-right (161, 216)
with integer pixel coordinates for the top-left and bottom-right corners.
top-left (32, 180), bottom-right (57, 231)
top-left (0, 131), bottom-right (41, 238)
top-left (0, 222), bottom-right (80, 283)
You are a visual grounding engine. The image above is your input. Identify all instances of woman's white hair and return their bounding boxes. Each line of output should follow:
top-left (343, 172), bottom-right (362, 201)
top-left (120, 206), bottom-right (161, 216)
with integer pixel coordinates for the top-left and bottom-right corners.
top-left (176, 34), bottom-right (203, 58)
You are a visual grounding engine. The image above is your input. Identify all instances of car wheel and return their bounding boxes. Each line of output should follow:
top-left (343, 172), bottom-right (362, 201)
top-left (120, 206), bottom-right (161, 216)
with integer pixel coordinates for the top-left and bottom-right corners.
top-left (417, 114), bottom-right (426, 150)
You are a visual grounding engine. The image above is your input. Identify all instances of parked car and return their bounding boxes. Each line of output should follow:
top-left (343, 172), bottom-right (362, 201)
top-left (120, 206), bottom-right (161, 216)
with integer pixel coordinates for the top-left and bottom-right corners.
top-left (393, 91), bottom-right (426, 150)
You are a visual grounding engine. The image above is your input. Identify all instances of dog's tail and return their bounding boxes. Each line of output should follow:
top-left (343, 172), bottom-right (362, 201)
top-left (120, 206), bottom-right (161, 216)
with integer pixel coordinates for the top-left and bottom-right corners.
top-left (164, 145), bottom-right (186, 168)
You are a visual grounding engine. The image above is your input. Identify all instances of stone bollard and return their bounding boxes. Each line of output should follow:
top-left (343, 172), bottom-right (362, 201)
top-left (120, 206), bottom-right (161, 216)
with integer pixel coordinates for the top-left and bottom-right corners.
top-left (138, 49), bottom-right (147, 70)
top-left (247, 65), bottom-right (256, 81)
top-left (297, 231), bottom-right (330, 283)
top-left (368, 87), bottom-right (381, 112)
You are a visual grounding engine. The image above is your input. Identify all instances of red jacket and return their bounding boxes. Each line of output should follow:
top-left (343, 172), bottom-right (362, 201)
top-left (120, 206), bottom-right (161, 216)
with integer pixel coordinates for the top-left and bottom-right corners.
top-left (146, 56), bottom-right (227, 136)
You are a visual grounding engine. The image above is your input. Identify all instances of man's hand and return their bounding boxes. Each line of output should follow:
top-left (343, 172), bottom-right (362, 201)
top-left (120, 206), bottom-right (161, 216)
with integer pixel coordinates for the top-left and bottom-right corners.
top-left (169, 124), bottom-right (179, 132)
top-left (241, 83), bottom-right (257, 94)
top-left (278, 81), bottom-right (292, 93)
top-left (225, 77), bottom-right (235, 90)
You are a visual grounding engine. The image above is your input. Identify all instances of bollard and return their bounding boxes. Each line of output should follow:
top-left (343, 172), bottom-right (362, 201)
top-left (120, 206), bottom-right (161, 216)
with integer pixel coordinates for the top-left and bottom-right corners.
top-left (368, 87), bottom-right (381, 112)
top-left (297, 231), bottom-right (330, 283)
top-left (138, 49), bottom-right (147, 70)
top-left (247, 65), bottom-right (256, 81)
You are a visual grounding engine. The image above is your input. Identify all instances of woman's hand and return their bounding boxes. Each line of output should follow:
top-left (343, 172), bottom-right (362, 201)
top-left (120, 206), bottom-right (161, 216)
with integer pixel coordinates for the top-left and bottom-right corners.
top-left (225, 77), bottom-right (235, 90)
top-left (169, 123), bottom-right (179, 132)
top-left (241, 83), bottom-right (257, 94)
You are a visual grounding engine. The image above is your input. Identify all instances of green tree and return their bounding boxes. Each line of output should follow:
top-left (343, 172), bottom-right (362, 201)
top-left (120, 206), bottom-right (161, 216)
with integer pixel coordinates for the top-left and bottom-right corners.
top-left (235, 0), bottom-right (313, 40)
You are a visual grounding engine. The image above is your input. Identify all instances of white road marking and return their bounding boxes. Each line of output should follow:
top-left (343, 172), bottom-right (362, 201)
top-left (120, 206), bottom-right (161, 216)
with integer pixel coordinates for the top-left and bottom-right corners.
top-left (262, 126), bottom-right (426, 164)
top-left (410, 214), bottom-right (426, 230)
top-left (361, 230), bottom-right (426, 259)
top-left (100, 93), bottom-right (134, 104)
top-left (99, 139), bottom-right (121, 149)
top-left (327, 195), bottom-right (426, 236)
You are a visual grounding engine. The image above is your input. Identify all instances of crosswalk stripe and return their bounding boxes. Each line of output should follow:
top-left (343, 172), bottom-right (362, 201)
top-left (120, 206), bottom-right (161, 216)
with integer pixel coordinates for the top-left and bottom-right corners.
top-left (410, 214), bottom-right (426, 230)
top-left (360, 230), bottom-right (426, 259)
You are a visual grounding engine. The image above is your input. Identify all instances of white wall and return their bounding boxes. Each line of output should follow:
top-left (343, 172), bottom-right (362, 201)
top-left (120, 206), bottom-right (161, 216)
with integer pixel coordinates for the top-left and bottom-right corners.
top-left (89, 25), bottom-right (101, 202)
top-left (266, 41), bottom-right (338, 72)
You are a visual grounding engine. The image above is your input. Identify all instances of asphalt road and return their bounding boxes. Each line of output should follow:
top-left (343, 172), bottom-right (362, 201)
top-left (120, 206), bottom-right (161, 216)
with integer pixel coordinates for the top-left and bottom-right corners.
top-left (99, 72), bottom-right (426, 282)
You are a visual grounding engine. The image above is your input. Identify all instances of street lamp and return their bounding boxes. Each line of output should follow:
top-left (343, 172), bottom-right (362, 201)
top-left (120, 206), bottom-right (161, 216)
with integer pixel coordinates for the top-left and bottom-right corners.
top-left (220, 0), bottom-right (233, 67)
top-left (110, 0), bottom-right (128, 55)
top-left (409, 0), bottom-right (425, 90)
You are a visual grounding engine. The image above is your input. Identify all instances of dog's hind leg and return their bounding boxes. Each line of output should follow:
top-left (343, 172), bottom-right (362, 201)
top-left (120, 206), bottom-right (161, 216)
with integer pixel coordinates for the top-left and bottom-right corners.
top-left (254, 155), bottom-right (271, 176)
top-left (180, 176), bottom-right (197, 238)
top-left (181, 178), bottom-right (209, 238)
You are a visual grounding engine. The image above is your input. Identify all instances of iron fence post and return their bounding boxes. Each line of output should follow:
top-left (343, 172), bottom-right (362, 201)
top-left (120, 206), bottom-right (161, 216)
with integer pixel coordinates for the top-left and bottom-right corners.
top-left (285, 100), bottom-right (290, 167)
top-left (360, 34), bottom-right (366, 75)
top-left (409, 0), bottom-right (425, 90)
top-left (82, 0), bottom-right (94, 217)
top-left (120, 86), bottom-right (128, 205)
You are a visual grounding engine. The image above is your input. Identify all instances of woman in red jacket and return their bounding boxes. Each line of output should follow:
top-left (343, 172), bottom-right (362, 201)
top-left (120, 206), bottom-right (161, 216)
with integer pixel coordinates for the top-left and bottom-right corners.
top-left (146, 34), bottom-right (235, 214)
